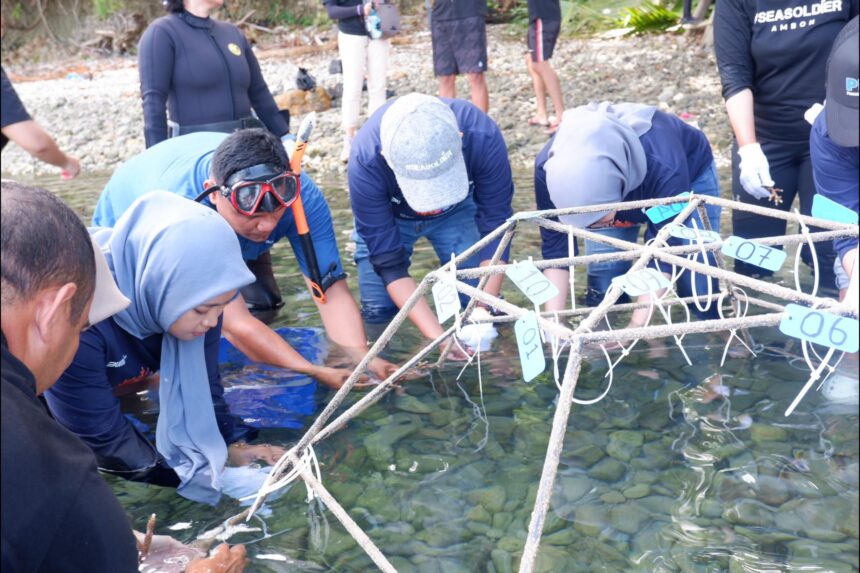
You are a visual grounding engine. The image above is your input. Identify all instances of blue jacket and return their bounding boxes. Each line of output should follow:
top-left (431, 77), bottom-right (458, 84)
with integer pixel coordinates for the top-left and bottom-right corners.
top-left (535, 110), bottom-right (713, 261)
top-left (810, 111), bottom-right (860, 262)
top-left (44, 317), bottom-right (255, 486)
top-left (138, 11), bottom-right (288, 147)
top-left (348, 97), bottom-right (514, 285)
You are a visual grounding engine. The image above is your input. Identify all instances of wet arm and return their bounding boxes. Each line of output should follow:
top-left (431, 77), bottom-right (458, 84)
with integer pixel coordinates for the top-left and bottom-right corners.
top-left (222, 295), bottom-right (327, 377)
top-left (386, 276), bottom-right (447, 340)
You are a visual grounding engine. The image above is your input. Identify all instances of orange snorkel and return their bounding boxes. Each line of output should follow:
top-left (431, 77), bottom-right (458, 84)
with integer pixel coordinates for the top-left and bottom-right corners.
top-left (288, 112), bottom-right (328, 304)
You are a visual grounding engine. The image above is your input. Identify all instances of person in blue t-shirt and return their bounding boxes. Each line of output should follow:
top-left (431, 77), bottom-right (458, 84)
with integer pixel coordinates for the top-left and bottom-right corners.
top-left (348, 93), bottom-right (514, 342)
top-left (534, 102), bottom-right (721, 328)
top-left (47, 192), bottom-right (285, 504)
top-left (94, 129), bottom-right (397, 387)
top-left (810, 16), bottom-right (859, 303)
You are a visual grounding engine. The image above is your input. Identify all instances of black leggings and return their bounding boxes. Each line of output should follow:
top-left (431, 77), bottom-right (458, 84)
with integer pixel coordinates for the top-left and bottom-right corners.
top-left (731, 138), bottom-right (837, 290)
top-left (241, 250), bottom-right (284, 325)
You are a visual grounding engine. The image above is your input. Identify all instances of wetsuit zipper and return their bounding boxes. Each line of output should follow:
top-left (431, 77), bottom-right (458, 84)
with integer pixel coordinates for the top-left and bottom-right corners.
top-left (207, 25), bottom-right (236, 121)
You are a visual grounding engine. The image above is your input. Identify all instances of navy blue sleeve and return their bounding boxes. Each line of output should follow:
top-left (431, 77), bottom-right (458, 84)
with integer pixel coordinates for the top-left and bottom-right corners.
top-left (639, 159), bottom-right (692, 274)
top-left (810, 114), bottom-right (860, 262)
top-left (1, 66), bottom-right (31, 129)
top-left (242, 35), bottom-right (289, 137)
top-left (534, 140), bottom-right (578, 261)
top-left (325, 1), bottom-right (363, 20)
top-left (349, 151), bottom-right (411, 285)
top-left (713, 0), bottom-right (753, 101)
top-left (470, 129), bottom-right (515, 263)
top-left (138, 21), bottom-right (174, 148)
top-left (205, 320), bottom-right (257, 444)
top-left (44, 329), bottom-right (175, 485)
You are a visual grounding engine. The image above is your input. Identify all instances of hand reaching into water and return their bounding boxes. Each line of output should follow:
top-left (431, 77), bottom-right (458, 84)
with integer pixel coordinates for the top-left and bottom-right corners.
top-left (185, 544), bottom-right (247, 573)
top-left (311, 365), bottom-right (368, 389)
top-left (135, 534), bottom-right (246, 573)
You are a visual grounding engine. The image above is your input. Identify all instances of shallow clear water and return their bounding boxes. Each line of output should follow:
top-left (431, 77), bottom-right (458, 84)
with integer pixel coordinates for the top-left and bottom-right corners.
top-left (9, 169), bottom-right (858, 572)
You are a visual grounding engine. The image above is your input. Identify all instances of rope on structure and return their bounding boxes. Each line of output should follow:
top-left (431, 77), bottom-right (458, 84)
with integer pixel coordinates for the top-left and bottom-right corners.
top-left (214, 195), bottom-right (859, 572)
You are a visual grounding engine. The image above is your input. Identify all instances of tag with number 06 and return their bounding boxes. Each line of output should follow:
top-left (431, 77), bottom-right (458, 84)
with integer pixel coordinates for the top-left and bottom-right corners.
top-left (431, 277), bottom-right (461, 324)
top-left (515, 311), bottom-right (546, 382)
top-left (505, 260), bottom-right (559, 306)
top-left (778, 304), bottom-right (859, 353)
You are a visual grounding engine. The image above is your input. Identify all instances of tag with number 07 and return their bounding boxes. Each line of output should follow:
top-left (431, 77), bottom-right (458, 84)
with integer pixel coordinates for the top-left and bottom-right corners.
top-left (505, 260), bottom-right (559, 306)
top-left (515, 311), bottom-right (546, 382)
top-left (431, 277), bottom-right (461, 324)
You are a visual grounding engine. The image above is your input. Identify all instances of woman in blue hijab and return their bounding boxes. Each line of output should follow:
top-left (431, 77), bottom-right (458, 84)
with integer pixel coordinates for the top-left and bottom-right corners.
top-left (46, 191), bottom-right (285, 505)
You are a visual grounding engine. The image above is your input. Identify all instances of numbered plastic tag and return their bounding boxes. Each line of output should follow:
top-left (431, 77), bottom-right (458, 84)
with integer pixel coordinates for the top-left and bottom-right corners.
top-left (779, 304), bottom-right (859, 352)
top-left (431, 277), bottom-right (461, 324)
top-left (644, 192), bottom-right (692, 224)
top-left (721, 236), bottom-right (787, 272)
top-left (611, 268), bottom-right (670, 297)
top-left (505, 260), bottom-right (559, 306)
top-left (811, 195), bottom-right (858, 225)
top-left (515, 311), bottom-right (546, 382)
top-left (667, 224), bottom-right (721, 243)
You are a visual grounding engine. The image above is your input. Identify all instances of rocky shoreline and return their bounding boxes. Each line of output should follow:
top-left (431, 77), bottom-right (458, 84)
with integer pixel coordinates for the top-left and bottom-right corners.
top-left (1, 24), bottom-right (733, 179)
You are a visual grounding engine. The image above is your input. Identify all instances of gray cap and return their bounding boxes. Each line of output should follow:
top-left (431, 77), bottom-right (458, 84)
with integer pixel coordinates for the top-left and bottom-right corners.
top-left (380, 93), bottom-right (469, 213)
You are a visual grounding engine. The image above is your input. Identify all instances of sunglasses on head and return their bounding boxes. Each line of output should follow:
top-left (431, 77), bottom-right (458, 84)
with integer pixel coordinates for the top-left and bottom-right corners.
top-left (216, 163), bottom-right (300, 216)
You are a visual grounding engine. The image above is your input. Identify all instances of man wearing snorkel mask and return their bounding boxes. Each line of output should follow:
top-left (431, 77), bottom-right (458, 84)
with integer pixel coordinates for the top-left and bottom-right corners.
top-left (93, 128), bottom-right (398, 387)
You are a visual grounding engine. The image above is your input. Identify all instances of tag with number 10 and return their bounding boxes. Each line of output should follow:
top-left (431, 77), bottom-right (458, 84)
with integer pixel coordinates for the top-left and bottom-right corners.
top-left (505, 260), bottom-right (559, 306)
top-left (515, 311), bottom-right (546, 382)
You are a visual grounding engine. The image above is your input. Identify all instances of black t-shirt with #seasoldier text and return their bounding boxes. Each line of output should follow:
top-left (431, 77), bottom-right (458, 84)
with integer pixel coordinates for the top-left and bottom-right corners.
top-left (714, 0), bottom-right (858, 143)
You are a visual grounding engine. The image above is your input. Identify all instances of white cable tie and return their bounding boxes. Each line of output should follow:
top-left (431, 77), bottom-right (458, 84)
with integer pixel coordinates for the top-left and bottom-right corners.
top-left (688, 219), bottom-right (714, 314)
top-left (793, 209), bottom-right (820, 298)
top-left (567, 230), bottom-right (577, 312)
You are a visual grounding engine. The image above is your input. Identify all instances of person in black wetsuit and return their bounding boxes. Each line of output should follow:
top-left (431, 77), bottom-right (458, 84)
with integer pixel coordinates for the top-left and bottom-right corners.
top-left (138, 0), bottom-right (289, 148)
top-left (714, 0), bottom-right (858, 290)
top-left (138, 0), bottom-right (292, 321)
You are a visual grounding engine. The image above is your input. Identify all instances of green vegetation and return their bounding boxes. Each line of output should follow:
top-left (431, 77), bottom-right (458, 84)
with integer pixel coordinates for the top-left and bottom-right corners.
top-left (488, 0), bottom-right (691, 37)
top-left (616, 0), bottom-right (680, 34)
top-left (93, 0), bottom-right (124, 19)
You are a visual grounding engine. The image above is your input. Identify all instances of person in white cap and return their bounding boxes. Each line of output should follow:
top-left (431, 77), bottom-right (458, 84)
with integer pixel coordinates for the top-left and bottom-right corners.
top-left (0, 181), bottom-right (247, 572)
top-left (810, 15), bottom-right (859, 305)
top-left (348, 93), bottom-right (514, 342)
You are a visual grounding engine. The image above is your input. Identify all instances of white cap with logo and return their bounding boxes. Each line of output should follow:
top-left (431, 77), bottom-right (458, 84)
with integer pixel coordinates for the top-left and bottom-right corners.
top-left (380, 93), bottom-right (469, 213)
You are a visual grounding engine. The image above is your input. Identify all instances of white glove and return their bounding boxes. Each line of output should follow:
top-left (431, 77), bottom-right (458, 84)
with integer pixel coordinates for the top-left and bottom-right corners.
top-left (737, 143), bottom-right (775, 200)
top-left (457, 323), bottom-right (499, 352)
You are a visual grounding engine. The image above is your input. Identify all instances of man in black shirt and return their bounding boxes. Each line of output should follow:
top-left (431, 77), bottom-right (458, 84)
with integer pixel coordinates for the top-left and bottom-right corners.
top-left (431, 0), bottom-right (490, 112)
top-left (1, 181), bottom-right (138, 571)
top-left (1, 181), bottom-right (247, 572)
